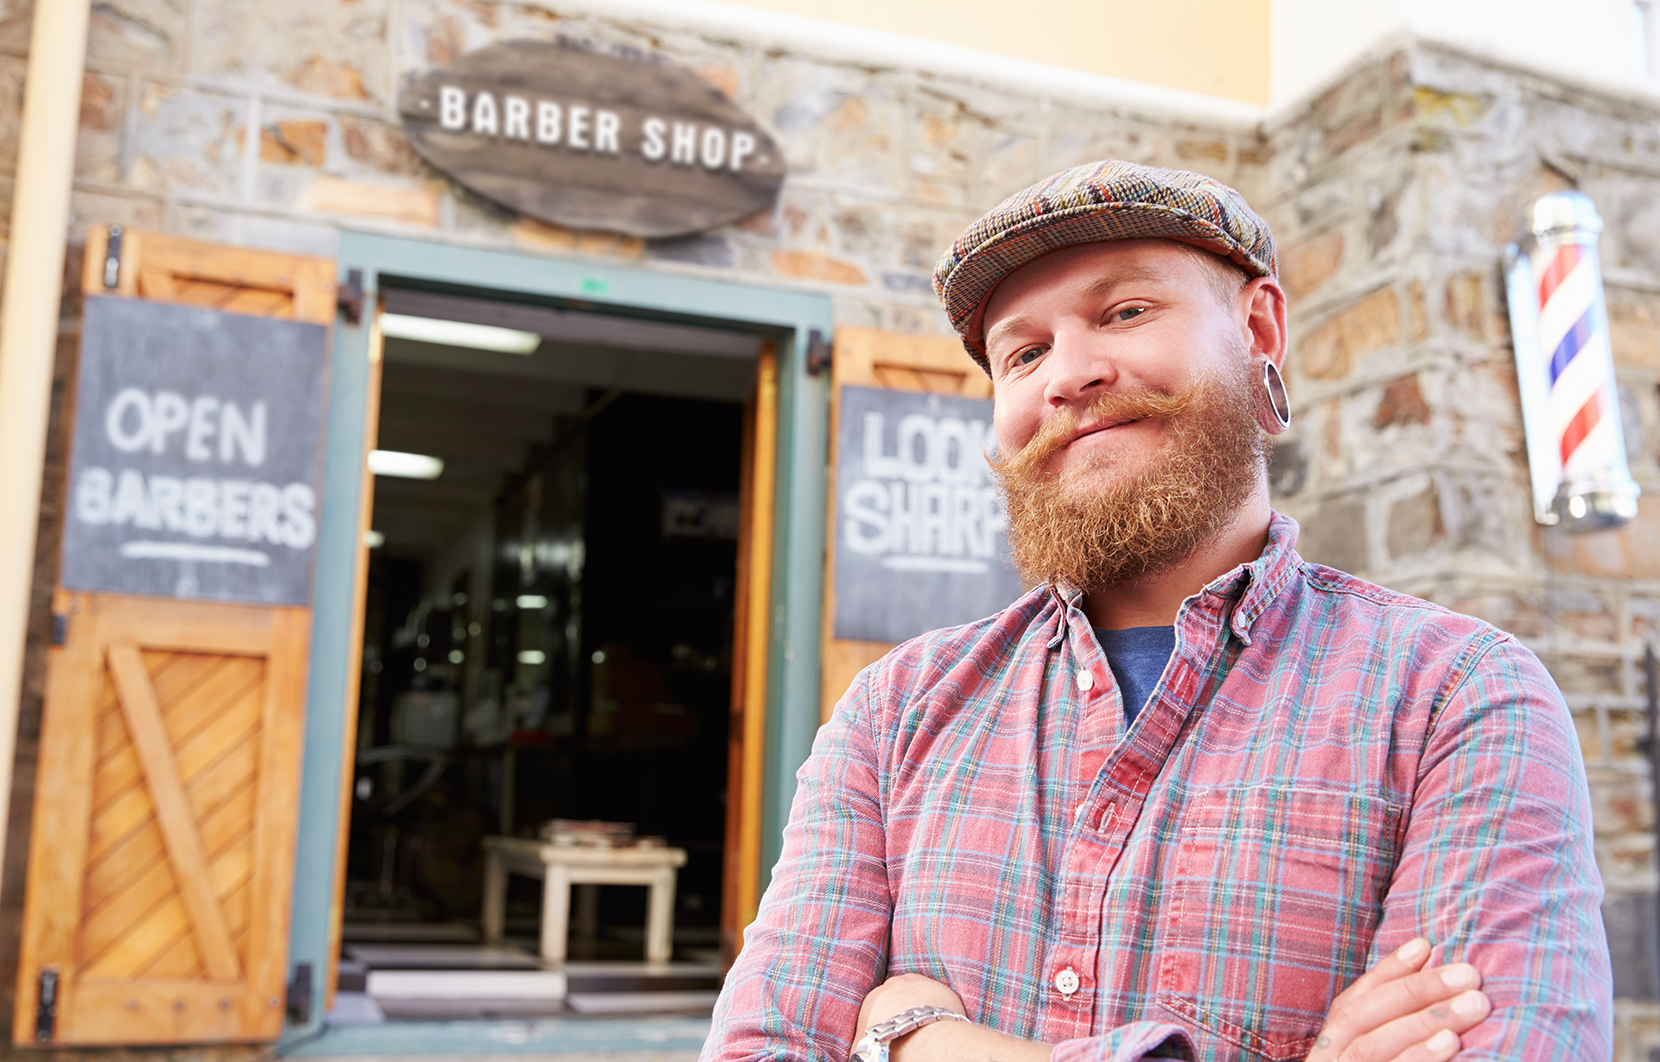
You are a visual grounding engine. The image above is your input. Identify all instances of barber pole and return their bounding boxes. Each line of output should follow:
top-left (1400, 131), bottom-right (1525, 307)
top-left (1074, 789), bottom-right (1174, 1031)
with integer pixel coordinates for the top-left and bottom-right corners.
top-left (1503, 192), bottom-right (1641, 530)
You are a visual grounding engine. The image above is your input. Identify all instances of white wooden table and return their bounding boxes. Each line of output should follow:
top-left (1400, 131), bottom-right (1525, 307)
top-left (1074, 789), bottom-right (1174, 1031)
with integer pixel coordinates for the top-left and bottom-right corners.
top-left (480, 836), bottom-right (688, 964)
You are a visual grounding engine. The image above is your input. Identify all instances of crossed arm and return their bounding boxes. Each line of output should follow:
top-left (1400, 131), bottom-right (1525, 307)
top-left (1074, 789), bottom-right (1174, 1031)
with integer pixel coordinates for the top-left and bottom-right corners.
top-left (703, 639), bottom-right (1610, 1062)
top-left (858, 938), bottom-right (1491, 1062)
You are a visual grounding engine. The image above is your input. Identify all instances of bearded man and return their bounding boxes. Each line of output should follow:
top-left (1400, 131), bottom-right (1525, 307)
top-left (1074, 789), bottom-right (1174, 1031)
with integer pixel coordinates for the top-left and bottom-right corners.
top-left (702, 162), bottom-right (1611, 1061)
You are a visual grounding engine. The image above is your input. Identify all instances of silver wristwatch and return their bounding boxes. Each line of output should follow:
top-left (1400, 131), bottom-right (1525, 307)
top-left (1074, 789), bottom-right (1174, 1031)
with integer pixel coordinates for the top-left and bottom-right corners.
top-left (850, 1005), bottom-right (969, 1062)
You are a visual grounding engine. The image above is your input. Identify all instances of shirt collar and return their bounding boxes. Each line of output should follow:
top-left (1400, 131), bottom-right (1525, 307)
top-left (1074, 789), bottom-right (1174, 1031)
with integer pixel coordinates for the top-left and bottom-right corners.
top-left (1043, 510), bottom-right (1302, 648)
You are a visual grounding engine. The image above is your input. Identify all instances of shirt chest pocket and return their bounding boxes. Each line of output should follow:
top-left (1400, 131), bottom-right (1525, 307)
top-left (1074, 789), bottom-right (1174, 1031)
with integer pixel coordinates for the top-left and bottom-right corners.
top-left (1155, 787), bottom-right (1403, 1062)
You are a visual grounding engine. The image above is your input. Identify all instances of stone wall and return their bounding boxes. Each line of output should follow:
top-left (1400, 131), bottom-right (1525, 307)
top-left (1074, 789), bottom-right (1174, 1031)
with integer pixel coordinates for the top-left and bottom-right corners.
top-left (1, 0), bottom-right (1658, 1055)
top-left (1254, 43), bottom-right (1660, 1061)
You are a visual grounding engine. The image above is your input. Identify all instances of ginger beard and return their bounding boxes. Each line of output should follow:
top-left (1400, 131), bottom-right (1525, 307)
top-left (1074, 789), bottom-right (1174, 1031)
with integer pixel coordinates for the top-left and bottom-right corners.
top-left (992, 351), bottom-right (1266, 591)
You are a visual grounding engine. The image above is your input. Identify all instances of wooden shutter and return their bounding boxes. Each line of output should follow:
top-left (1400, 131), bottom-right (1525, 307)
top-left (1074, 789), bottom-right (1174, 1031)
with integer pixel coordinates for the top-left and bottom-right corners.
top-left (820, 328), bottom-right (992, 721)
top-left (12, 228), bottom-right (335, 1045)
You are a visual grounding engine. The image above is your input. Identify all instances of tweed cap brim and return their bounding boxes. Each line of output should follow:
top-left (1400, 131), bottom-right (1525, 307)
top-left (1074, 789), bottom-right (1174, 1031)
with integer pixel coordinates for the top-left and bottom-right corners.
top-left (934, 160), bottom-right (1278, 374)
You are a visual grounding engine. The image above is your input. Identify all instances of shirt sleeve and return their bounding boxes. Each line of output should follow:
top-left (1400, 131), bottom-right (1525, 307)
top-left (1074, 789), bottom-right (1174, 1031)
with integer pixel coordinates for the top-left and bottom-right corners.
top-left (700, 669), bottom-right (893, 1061)
top-left (1373, 634), bottom-right (1612, 1058)
top-left (699, 668), bottom-right (1202, 1062)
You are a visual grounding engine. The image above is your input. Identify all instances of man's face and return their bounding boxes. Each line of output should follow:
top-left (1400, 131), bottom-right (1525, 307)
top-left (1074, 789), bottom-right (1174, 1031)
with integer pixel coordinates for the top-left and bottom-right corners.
top-left (981, 239), bottom-right (1269, 589)
top-left (983, 238), bottom-right (1251, 478)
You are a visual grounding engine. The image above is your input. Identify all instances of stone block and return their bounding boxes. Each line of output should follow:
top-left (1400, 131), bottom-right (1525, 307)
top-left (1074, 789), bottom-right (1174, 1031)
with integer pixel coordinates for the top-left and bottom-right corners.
top-left (1612, 182), bottom-right (1660, 276)
top-left (0, 54), bottom-right (23, 176)
top-left (1295, 498), bottom-right (1367, 574)
top-left (260, 119), bottom-right (329, 168)
top-left (1608, 709), bottom-right (1650, 765)
top-left (297, 176), bottom-right (439, 227)
top-left (75, 72), bottom-right (125, 184)
top-left (172, 205), bottom-right (340, 258)
top-left (772, 249), bottom-right (865, 286)
top-left (1373, 374), bottom-right (1430, 428)
top-left (129, 83), bottom-right (246, 197)
top-left (1603, 892), bottom-right (1657, 1002)
top-left (1443, 271), bottom-right (1488, 338)
top-left (338, 116), bottom-right (423, 178)
top-left (67, 186), bottom-right (165, 237)
top-left (910, 85), bottom-right (1043, 211)
top-left (1633, 597), bottom-right (1659, 645)
top-left (1387, 489), bottom-right (1440, 560)
top-left (1591, 773), bottom-right (1651, 835)
top-left (1542, 496), bottom-right (1660, 581)
top-left (757, 58), bottom-right (906, 194)
top-left (197, 0), bottom-right (391, 105)
top-left (1410, 86), bottom-right (1490, 127)
top-left (1536, 652), bottom-right (1624, 698)
top-left (1610, 287), bottom-right (1660, 373)
top-left (1601, 831), bottom-right (1656, 891)
top-left (1295, 287), bottom-right (1402, 380)
top-left (1280, 228), bottom-right (1344, 301)
top-left (510, 217), bottom-right (644, 259)
top-left (87, 0), bottom-right (187, 72)
top-left (1407, 279), bottom-right (1429, 343)
top-left (1574, 707), bottom-right (1606, 765)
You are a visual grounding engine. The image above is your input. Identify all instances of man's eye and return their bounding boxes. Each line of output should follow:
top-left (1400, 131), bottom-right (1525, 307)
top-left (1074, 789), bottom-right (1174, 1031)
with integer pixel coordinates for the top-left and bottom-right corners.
top-left (1113, 306), bottom-right (1146, 322)
top-left (1015, 346), bottom-right (1043, 365)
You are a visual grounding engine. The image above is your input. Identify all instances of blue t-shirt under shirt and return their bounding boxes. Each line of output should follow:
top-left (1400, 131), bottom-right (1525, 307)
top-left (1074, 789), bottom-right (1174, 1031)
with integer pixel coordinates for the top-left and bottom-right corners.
top-left (1092, 626), bottom-right (1176, 722)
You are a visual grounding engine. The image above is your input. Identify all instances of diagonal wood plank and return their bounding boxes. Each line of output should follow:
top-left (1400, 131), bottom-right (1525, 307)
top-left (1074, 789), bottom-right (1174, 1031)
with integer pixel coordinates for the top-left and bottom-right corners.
top-left (105, 644), bottom-right (242, 982)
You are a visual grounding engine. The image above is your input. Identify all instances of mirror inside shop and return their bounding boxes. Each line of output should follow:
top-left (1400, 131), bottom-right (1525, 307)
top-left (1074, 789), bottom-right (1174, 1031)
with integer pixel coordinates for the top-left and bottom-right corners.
top-left (339, 283), bottom-right (760, 1020)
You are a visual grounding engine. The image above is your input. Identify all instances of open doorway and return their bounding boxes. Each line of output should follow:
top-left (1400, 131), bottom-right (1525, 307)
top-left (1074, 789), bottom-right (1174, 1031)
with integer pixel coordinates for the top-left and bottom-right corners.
top-left (335, 283), bottom-right (762, 1021)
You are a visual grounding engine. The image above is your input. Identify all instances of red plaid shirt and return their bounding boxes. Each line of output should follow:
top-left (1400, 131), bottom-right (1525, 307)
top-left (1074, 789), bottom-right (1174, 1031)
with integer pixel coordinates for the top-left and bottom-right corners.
top-left (704, 514), bottom-right (1610, 1061)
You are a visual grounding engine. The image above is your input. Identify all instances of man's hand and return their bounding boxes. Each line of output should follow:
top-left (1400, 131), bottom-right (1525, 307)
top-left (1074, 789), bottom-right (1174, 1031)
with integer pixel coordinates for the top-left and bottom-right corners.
top-left (1309, 938), bottom-right (1492, 1061)
top-left (857, 974), bottom-right (1051, 1062)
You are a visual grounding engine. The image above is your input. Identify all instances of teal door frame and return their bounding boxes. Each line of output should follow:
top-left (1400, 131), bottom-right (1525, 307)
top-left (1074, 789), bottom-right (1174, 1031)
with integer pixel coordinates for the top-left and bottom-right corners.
top-left (284, 230), bottom-right (833, 1044)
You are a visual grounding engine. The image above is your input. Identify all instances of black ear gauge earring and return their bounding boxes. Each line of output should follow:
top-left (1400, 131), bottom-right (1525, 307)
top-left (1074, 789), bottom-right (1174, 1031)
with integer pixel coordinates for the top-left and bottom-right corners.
top-left (1255, 359), bottom-right (1292, 435)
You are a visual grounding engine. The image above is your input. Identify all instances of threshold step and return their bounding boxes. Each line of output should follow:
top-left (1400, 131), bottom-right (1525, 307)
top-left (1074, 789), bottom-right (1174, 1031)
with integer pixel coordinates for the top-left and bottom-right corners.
top-left (566, 990), bottom-right (719, 1015)
top-left (366, 968), bottom-right (568, 1000)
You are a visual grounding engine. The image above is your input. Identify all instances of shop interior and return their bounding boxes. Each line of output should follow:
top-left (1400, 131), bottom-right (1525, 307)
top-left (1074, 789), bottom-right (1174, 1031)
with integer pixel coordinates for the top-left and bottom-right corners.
top-left (334, 283), bottom-right (761, 1021)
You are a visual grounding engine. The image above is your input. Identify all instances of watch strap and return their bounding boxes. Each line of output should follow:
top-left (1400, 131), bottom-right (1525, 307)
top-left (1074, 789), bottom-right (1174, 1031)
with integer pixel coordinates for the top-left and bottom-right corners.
top-left (850, 1005), bottom-right (969, 1062)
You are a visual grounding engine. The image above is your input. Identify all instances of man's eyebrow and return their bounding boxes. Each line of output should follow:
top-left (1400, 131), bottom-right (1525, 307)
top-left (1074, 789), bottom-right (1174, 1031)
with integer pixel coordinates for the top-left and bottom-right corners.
top-left (1079, 265), bottom-right (1181, 297)
top-left (984, 313), bottom-right (1037, 356)
top-left (984, 266), bottom-right (1182, 354)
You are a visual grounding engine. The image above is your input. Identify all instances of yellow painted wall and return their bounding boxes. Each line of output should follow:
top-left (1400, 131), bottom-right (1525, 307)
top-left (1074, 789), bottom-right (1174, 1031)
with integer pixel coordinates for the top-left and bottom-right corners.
top-left (721, 0), bottom-right (1271, 103)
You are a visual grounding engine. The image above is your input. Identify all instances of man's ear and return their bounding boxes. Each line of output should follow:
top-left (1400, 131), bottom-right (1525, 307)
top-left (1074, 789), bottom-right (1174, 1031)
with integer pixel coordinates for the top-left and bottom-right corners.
top-left (1240, 277), bottom-right (1289, 368)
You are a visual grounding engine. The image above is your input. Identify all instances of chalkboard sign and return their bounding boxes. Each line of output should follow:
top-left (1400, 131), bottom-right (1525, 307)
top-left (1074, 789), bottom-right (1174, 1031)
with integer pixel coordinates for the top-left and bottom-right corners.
top-left (60, 296), bottom-right (330, 606)
top-left (833, 386), bottom-right (1026, 643)
top-left (398, 37), bottom-right (787, 238)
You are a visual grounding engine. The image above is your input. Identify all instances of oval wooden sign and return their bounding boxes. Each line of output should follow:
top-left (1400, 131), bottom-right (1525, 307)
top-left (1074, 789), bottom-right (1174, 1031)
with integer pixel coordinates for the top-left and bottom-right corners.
top-left (398, 39), bottom-right (787, 238)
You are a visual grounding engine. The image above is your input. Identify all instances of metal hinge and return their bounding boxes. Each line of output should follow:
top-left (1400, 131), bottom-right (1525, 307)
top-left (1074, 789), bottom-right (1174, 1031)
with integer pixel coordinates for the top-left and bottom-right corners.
top-left (102, 225), bottom-right (123, 290)
top-left (286, 962), bottom-right (313, 1025)
top-left (35, 968), bottom-right (58, 1042)
top-left (806, 328), bottom-right (832, 377)
top-left (337, 269), bottom-right (364, 326)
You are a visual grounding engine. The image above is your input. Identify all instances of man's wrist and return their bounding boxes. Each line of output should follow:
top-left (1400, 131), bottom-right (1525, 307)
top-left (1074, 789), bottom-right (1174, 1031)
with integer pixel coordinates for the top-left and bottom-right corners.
top-left (889, 1018), bottom-right (966, 1062)
top-left (890, 1019), bottom-right (1054, 1062)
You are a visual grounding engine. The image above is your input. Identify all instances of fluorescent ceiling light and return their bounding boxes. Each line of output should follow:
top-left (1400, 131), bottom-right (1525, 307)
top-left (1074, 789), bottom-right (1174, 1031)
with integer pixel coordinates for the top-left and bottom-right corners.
top-left (369, 449), bottom-right (445, 480)
top-left (517, 649), bottom-right (547, 665)
top-left (364, 530), bottom-right (386, 548)
top-left (380, 312), bottom-right (541, 354)
top-left (516, 594), bottom-right (549, 610)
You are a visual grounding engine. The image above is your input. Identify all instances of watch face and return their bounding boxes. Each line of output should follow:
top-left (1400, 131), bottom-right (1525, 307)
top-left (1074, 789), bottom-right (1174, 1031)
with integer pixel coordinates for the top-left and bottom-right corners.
top-left (851, 1036), bottom-right (885, 1062)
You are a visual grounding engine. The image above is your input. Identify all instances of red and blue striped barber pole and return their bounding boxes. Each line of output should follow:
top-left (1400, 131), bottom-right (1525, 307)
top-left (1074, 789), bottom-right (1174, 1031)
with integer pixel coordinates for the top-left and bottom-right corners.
top-left (1503, 192), bottom-right (1640, 531)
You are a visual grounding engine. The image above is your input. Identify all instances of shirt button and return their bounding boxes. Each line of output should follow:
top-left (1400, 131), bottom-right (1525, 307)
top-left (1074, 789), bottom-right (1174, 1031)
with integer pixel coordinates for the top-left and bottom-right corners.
top-left (1074, 670), bottom-right (1093, 692)
top-left (1053, 967), bottom-right (1080, 996)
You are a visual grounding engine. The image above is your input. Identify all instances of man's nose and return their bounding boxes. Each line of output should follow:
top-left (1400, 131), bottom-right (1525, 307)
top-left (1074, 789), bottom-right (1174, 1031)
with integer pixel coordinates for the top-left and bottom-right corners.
top-left (1042, 329), bottom-right (1117, 406)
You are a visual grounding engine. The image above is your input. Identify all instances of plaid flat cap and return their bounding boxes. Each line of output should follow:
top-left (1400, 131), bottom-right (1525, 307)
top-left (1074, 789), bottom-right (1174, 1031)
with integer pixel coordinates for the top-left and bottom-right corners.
top-left (933, 160), bottom-right (1278, 373)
